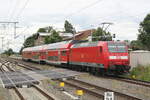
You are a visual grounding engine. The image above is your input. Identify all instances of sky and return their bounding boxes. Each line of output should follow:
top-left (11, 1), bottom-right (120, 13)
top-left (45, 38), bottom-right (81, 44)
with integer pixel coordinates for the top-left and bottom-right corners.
top-left (0, 0), bottom-right (150, 52)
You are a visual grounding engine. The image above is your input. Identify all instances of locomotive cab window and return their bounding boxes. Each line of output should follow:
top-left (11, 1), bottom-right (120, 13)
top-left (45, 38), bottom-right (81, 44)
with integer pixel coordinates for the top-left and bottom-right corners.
top-left (61, 51), bottom-right (67, 56)
top-left (108, 42), bottom-right (127, 53)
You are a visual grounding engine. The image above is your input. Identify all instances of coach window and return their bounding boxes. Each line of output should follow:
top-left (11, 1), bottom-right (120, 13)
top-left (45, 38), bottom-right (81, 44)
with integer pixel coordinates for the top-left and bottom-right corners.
top-left (40, 52), bottom-right (46, 55)
top-left (100, 46), bottom-right (103, 53)
top-left (28, 52), bottom-right (31, 55)
top-left (61, 51), bottom-right (67, 56)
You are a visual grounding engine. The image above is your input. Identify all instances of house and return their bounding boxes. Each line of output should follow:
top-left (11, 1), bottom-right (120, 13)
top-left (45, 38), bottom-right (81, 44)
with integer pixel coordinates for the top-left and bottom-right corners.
top-left (34, 29), bottom-right (95, 46)
top-left (65, 29), bottom-right (95, 41)
top-left (75, 29), bottom-right (95, 40)
top-left (59, 32), bottom-right (73, 40)
top-left (34, 32), bottom-right (52, 46)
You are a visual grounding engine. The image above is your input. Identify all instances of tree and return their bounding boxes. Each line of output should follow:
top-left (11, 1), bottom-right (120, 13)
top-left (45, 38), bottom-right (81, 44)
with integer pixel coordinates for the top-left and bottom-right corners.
top-left (92, 27), bottom-right (112, 41)
top-left (130, 40), bottom-right (145, 50)
top-left (64, 20), bottom-right (74, 33)
top-left (23, 34), bottom-right (38, 48)
top-left (44, 30), bottom-right (62, 44)
top-left (21, 26), bottom-right (54, 53)
top-left (3, 48), bottom-right (14, 56)
top-left (37, 28), bottom-right (47, 33)
top-left (46, 26), bottom-right (53, 33)
top-left (19, 47), bottom-right (24, 54)
top-left (138, 14), bottom-right (150, 50)
top-left (37, 26), bottom-right (53, 33)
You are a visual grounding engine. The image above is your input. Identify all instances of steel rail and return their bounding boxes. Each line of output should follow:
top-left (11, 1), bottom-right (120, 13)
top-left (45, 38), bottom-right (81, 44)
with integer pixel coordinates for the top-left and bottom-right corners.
top-left (0, 59), bottom-right (56, 100)
top-left (100, 76), bottom-right (150, 88)
top-left (0, 60), bottom-right (26, 100)
top-left (62, 79), bottom-right (142, 100)
top-left (7, 58), bottom-right (41, 70)
top-left (6, 57), bottom-right (149, 99)
top-left (7, 57), bottom-right (150, 89)
top-left (117, 76), bottom-right (150, 87)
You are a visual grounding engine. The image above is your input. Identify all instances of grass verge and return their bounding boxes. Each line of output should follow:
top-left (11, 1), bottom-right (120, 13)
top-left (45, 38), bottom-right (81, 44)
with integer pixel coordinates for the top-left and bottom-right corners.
top-left (126, 65), bottom-right (150, 81)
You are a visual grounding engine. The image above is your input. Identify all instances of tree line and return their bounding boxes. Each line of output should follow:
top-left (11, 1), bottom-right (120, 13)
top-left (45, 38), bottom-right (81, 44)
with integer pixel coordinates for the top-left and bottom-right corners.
top-left (21, 20), bottom-right (112, 51)
top-left (130, 14), bottom-right (150, 50)
top-left (3, 13), bottom-right (150, 56)
top-left (20, 13), bottom-right (150, 54)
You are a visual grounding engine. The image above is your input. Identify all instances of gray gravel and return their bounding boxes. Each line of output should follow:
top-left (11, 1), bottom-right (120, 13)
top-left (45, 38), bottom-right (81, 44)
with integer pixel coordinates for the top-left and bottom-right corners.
top-left (40, 79), bottom-right (102, 100)
top-left (0, 86), bottom-right (12, 100)
top-left (8, 58), bottom-right (150, 100)
top-left (77, 74), bottom-right (150, 100)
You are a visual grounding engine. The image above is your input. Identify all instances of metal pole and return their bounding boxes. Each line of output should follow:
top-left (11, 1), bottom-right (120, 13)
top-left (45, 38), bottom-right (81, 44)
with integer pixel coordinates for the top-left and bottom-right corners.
top-left (2, 37), bottom-right (4, 51)
top-left (0, 21), bottom-right (18, 23)
top-left (0, 21), bottom-right (19, 39)
top-left (90, 25), bottom-right (94, 42)
top-left (14, 23), bottom-right (16, 38)
top-left (24, 35), bottom-right (26, 42)
top-left (7, 40), bottom-right (10, 50)
top-left (90, 29), bottom-right (93, 41)
top-left (0, 37), bottom-right (4, 52)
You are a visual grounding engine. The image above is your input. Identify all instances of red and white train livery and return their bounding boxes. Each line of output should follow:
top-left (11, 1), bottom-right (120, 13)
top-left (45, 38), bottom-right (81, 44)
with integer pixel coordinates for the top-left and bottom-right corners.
top-left (22, 40), bottom-right (130, 75)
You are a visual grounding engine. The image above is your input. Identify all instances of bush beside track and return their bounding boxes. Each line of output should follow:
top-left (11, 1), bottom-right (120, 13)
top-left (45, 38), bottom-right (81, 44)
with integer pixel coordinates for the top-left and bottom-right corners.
top-left (125, 65), bottom-right (150, 82)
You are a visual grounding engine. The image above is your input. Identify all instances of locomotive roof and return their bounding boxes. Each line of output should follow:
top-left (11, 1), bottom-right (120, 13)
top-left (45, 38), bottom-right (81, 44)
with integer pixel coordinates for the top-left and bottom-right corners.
top-left (71, 41), bottom-right (99, 48)
top-left (71, 41), bottom-right (126, 48)
top-left (22, 40), bottom-right (73, 52)
top-left (23, 41), bottom-right (126, 52)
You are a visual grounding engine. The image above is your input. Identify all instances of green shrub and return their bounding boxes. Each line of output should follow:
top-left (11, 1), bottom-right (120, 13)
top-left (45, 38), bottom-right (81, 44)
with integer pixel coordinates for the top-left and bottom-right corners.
top-left (129, 65), bottom-right (150, 81)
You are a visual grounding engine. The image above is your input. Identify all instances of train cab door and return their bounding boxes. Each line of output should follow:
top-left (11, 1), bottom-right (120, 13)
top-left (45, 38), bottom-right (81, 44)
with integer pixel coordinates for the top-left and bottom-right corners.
top-left (99, 46), bottom-right (104, 63)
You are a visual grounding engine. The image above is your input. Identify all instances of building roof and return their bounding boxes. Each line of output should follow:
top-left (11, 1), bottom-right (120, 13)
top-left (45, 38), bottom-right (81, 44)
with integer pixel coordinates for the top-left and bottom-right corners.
top-left (36, 29), bottom-right (95, 40)
top-left (59, 32), bottom-right (73, 38)
top-left (65, 29), bottom-right (95, 40)
top-left (37, 32), bottom-right (52, 36)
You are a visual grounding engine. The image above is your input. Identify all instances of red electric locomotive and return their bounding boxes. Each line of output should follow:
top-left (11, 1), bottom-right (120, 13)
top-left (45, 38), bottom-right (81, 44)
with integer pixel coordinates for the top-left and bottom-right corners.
top-left (22, 40), bottom-right (130, 75)
top-left (69, 41), bottom-right (130, 75)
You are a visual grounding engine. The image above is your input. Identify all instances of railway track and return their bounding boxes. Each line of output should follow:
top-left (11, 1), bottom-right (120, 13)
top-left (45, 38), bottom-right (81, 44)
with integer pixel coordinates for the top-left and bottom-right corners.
top-left (5, 58), bottom-right (144, 100)
top-left (5, 58), bottom-right (41, 71)
top-left (0, 59), bottom-right (58, 100)
top-left (9, 57), bottom-right (150, 88)
top-left (116, 76), bottom-right (150, 87)
top-left (96, 75), bottom-right (150, 88)
top-left (62, 78), bottom-right (141, 100)
top-left (0, 61), bottom-right (26, 100)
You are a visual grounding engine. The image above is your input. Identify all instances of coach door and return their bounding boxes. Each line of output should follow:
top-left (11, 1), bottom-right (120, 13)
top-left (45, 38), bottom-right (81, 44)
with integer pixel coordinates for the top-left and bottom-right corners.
top-left (58, 50), bottom-right (61, 62)
top-left (40, 51), bottom-right (46, 60)
top-left (60, 50), bottom-right (68, 63)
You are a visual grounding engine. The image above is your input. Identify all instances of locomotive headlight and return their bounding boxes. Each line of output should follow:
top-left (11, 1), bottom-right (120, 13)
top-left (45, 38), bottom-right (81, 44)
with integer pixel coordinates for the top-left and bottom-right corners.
top-left (120, 56), bottom-right (128, 59)
top-left (109, 56), bottom-right (128, 59)
top-left (109, 56), bottom-right (117, 59)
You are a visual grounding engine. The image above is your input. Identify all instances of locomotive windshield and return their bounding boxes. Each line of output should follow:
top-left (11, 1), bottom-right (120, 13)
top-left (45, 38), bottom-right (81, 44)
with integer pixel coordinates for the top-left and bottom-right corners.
top-left (108, 42), bottom-right (127, 53)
